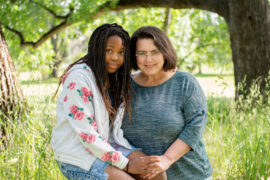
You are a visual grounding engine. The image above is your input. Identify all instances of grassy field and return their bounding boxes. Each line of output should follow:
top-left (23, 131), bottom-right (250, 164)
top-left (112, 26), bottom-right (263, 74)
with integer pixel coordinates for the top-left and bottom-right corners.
top-left (0, 74), bottom-right (269, 179)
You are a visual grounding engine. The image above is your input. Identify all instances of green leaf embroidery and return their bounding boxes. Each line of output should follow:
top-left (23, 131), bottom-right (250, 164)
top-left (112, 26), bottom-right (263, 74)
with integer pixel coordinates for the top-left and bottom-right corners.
top-left (68, 113), bottom-right (73, 118)
top-left (77, 89), bottom-right (83, 96)
top-left (88, 96), bottom-right (92, 101)
top-left (87, 117), bottom-right (94, 124)
top-left (78, 107), bottom-right (84, 111)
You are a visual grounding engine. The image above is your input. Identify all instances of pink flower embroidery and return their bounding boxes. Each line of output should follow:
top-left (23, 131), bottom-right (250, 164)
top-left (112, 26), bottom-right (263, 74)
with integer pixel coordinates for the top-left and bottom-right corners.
top-left (111, 152), bottom-right (120, 162)
top-left (87, 91), bottom-right (93, 97)
top-left (101, 152), bottom-right (111, 161)
top-left (77, 87), bottom-right (93, 103)
top-left (64, 96), bottom-right (68, 102)
top-left (78, 132), bottom-right (88, 140)
top-left (69, 82), bottom-right (75, 90)
top-left (92, 121), bottom-right (97, 130)
top-left (81, 87), bottom-right (89, 95)
top-left (70, 105), bottom-right (78, 114)
top-left (82, 94), bottom-right (89, 102)
top-left (62, 73), bottom-right (69, 84)
top-left (86, 135), bottom-right (96, 143)
top-left (81, 87), bottom-right (93, 97)
top-left (74, 111), bottom-right (84, 120)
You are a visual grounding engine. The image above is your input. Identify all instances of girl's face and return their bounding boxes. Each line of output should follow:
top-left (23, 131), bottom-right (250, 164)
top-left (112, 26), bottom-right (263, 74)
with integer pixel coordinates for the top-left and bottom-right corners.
top-left (136, 38), bottom-right (165, 77)
top-left (105, 35), bottom-right (125, 74)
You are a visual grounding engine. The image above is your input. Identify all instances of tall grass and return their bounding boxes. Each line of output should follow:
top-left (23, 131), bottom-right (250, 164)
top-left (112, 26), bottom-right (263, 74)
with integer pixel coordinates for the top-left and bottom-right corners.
top-left (0, 77), bottom-right (269, 179)
top-left (205, 79), bottom-right (270, 179)
top-left (0, 81), bottom-right (64, 179)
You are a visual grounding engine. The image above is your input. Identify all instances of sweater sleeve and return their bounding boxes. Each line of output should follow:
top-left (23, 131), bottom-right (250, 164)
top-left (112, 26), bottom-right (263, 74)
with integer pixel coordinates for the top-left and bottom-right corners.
top-left (59, 70), bottom-right (128, 169)
top-left (178, 75), bottom-right (208, 151)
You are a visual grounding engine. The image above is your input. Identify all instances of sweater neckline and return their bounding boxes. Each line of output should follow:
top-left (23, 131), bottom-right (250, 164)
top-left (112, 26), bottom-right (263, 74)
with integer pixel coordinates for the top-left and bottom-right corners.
top-left (131, 71), bottom-right (179, 88)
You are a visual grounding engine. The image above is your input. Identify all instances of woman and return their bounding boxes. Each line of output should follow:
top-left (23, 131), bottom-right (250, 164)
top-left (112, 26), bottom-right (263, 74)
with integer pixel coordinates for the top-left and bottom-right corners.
top-left (122, 26), bottom-right (212, 180)
top-left (51, 24), bottom-right (166, 180)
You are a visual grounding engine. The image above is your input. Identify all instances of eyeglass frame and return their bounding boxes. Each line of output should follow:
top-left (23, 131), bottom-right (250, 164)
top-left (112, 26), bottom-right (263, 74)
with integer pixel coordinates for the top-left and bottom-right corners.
top-left (135, 50), bottom-right (161, 58)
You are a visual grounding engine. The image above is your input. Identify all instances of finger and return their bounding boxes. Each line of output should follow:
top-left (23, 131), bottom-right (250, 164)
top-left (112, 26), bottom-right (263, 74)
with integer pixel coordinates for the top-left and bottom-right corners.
top-left (145, 157), bottom-right (160, 164)
top-left (146, 162), bottom-right (161, 168)
top-left (143, 171), bottom-right (159, 179)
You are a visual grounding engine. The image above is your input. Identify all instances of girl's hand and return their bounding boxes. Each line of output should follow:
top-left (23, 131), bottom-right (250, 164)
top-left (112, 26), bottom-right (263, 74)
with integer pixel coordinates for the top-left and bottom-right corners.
top-left (128, 156), bottom-right (159, 174)
top-left (141, 155), bottom-right (172, 179)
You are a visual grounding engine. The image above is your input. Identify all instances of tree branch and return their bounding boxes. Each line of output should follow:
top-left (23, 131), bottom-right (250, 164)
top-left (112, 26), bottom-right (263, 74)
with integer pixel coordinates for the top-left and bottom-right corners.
top-left (3, 20), bottom-right (72, 48)
top-left (32, 1), bottom-right (74, 20)
top-left (2, 1), bottom-right (112, 48)
top-left (116, 0), bottom-right (230, 22)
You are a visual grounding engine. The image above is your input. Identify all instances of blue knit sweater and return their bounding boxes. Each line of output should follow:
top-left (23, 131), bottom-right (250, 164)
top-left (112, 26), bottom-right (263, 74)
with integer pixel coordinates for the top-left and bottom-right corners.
top-left (122, 71), bottom-right (212, 180)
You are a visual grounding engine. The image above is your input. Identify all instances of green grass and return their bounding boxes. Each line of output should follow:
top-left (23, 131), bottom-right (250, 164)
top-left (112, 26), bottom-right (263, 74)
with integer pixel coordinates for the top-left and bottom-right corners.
top-left (0, 77), bottom-right (269, 179)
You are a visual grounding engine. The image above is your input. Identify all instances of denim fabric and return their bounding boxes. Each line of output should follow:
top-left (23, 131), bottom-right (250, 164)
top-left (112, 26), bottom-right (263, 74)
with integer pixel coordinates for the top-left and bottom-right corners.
top-left (122, 71), bottom-right (212, 180)
top-left (56, 159), bottom-right (108, 180)
top-left (56, 144), bottom-right (138, 180)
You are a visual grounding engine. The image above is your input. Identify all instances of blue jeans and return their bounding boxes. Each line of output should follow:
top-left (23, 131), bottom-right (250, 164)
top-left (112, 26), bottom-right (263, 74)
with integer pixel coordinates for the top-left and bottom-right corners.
top-left (56, 144), bottom-right (138, 180)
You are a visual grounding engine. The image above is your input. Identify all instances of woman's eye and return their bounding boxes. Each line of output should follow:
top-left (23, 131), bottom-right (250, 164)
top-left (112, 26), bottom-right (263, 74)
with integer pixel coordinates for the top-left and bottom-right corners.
top-left (119, 51), bottom-right (125, 55)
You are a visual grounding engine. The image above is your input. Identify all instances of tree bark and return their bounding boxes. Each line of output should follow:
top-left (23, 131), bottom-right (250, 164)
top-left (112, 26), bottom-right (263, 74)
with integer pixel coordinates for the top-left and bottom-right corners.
top-left (163, 8), bottom-right (171, 34)
top-left (228, 0), bottom-right (270, 98)
top-left (0, 24), bottom-right (26, 122)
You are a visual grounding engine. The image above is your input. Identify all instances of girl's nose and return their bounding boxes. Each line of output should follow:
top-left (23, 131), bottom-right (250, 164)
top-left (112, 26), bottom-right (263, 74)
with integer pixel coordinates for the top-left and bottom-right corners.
top-left (111, 52), bottom-right (119, 61)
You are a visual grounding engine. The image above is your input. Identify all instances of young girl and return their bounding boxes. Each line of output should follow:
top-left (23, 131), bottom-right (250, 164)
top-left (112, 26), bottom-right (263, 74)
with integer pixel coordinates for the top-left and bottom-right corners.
top-left (51, 24), bottom-right (163, 180)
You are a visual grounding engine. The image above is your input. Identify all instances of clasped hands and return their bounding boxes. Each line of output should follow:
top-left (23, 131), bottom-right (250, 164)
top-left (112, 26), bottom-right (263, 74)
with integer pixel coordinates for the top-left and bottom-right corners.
top-left (128, 155), bottom-right (172, 179)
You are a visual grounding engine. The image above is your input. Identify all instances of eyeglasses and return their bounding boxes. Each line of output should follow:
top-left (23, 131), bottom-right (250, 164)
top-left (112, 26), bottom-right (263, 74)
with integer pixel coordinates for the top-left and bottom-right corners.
top-left (135, 50), bottom-right (161, 58)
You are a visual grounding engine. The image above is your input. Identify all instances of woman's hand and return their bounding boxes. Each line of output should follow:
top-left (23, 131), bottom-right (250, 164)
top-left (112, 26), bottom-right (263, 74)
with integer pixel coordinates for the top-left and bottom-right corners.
top-left (128, 156), bottom-right (159, 174)
top-left (141, 155), bottom-right (172, 179)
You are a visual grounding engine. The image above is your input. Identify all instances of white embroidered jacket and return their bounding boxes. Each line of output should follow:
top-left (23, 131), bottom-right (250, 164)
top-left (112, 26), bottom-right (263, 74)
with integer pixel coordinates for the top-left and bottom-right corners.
top-left (51, 63), bottom-right (131, 171)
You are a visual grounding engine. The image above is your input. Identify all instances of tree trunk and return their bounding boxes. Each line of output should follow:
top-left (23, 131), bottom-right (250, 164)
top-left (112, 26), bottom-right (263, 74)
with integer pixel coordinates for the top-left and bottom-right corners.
top-left (228, 0), bottom-right (270, 99)
top-left (0, 24), bottom-right (26, 142)
top-left (163, 8), bottom-right (171, 34)
top-left (50, 33), bottom-right (68, 78)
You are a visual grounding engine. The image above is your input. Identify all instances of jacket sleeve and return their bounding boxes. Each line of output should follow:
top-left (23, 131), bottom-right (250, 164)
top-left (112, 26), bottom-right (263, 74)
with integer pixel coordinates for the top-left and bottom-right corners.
top-left (59, 70), bottom-right (128, 169)
top-left (178, 75), bottom-right (208, 151)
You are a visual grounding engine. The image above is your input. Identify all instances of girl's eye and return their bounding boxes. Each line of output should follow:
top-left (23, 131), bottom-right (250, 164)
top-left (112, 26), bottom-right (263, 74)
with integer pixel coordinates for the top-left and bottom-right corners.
top-left (119, 51), bottom-right (125, 55)
top-left (106, 49), bottom-right (112, 53)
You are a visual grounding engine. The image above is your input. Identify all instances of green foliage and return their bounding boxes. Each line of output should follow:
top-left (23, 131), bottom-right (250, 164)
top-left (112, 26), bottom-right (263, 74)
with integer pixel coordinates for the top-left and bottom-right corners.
top-left (2, 1), bottom-right (232, 75)
top-left (168, 9), bottom-right (231, 72)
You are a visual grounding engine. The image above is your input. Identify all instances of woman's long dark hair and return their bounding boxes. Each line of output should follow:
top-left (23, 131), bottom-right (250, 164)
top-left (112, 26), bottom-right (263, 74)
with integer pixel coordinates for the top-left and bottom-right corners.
top-left (55, 23), bottom-right (132, 123)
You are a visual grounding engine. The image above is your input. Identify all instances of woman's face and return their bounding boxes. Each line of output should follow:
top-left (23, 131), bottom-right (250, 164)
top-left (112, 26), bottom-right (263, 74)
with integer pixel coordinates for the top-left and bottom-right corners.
top-left (105, 35), bottom-right (125, 74)
top-left (136, 38), bottom-right (164, 76)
